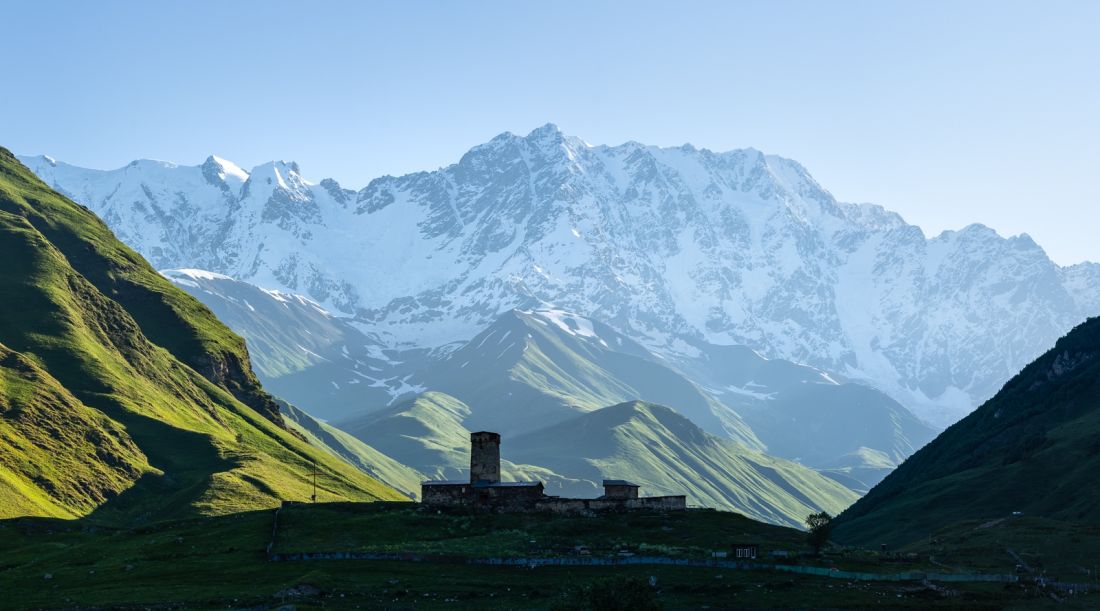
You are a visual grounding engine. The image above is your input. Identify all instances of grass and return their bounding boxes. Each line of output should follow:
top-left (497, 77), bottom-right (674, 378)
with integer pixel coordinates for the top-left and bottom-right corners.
top-left (273, 503), bottom-right (806, 558)
top-left (0, 506), bottom-right (1091, 609)
top-left (0, 346), bottom-right (149, 519)
top-left (900, 517), bottom-right (1100, 583)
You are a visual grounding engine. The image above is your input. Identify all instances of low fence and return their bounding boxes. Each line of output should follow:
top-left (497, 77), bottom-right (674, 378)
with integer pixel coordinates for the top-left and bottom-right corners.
top-left (267, 550), bottom-right (1019, 584)
top-left (766, 563), bottom-right (1016, 583)
top-left (1043, 580), bottom-right (1100, 593)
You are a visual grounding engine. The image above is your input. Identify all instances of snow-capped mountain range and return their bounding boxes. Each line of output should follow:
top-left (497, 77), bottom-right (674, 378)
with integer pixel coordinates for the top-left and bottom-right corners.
top-left (21, 124), bottom-right (1100, 425)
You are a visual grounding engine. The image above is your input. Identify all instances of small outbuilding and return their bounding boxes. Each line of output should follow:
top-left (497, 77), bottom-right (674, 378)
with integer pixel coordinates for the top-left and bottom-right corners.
top-left (732, 543), bottom-right (758, 559)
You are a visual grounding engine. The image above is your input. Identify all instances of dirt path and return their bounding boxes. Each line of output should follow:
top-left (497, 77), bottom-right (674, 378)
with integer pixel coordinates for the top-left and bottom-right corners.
top-left (1005, 547), bottom-right (1032, 573)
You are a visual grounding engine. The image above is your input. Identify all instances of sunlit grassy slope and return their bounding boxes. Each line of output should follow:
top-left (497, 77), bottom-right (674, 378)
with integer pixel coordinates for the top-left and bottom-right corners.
top-left (0, 147), bottom-right (403, 521)
top-left (0, 345), bottom-right (148, 518)
top-left (835, 316), bottom-right (1100, 546)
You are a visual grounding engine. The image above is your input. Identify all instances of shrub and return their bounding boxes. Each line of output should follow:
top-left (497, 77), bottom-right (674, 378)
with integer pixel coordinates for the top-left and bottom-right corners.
top-left (552, 576), bottom-right (662, 610)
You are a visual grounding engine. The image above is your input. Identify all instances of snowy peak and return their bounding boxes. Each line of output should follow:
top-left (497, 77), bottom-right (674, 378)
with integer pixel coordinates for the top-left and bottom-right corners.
top-left (526, 121), bottom-right (564, 141)
top-left (25, 153), bottom-right (59, 168)
top-left (840, 203), bottom-right (909, 231)
top-left (201, 155), bottom-right (249, 186)
top-left (244, 160), bottom-right (310, 197)
top-left (523, 122), bottom-right (590, 154)
top-left (240, 160), bottom-right (325, 236)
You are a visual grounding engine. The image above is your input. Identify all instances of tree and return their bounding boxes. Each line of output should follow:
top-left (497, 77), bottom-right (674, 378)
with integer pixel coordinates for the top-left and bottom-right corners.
top-left (805, 511), bottom-right (833, 554)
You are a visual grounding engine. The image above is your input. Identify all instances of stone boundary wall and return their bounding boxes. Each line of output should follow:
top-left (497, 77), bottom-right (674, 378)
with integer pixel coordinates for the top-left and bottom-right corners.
top-left (535, 495), bottom-right (687, 514)
top-left (267, 550), bottom-right (1019, 585)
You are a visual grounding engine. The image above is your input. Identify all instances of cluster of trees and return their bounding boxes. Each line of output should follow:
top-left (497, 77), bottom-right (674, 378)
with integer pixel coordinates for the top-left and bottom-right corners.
top-left (806, 511), bottom-right (833, 554)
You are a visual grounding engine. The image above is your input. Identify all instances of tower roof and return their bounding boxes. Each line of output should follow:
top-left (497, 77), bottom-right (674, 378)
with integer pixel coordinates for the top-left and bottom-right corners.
top-left (603, 479), bottom-right (639, 487)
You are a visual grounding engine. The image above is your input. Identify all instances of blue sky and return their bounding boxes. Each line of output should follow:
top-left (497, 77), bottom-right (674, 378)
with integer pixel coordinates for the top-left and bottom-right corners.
top-left (2, 1), bottom-right (1097, 264)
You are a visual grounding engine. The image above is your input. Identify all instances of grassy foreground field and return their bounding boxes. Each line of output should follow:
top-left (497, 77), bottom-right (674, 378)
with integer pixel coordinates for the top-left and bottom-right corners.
top-left (272, 502), bottom-right (805, 557)
top-left (2, 503), bottom-right (1094, 609)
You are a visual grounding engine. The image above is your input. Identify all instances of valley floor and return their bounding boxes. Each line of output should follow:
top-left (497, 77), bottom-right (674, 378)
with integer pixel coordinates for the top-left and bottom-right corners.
top-left (0, 504), bottom-right (1094, 609)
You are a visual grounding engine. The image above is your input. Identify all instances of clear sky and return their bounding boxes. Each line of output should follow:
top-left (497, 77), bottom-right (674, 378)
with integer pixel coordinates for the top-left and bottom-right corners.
top-left (2, 1), bottom-right (1097, 264)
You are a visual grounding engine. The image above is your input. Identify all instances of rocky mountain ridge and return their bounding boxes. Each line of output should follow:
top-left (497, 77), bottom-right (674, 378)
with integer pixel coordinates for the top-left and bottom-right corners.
top-left (22, 125), bottom-right (1100, 424)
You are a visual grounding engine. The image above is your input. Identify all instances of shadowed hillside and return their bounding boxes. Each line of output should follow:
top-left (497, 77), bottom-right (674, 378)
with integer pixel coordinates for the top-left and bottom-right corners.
top-left (834, 316), bottom-right (1100, 546)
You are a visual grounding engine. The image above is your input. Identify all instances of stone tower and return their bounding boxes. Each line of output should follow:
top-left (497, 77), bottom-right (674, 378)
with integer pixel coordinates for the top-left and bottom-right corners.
top-left (470, 431), bottom-right (501, 484)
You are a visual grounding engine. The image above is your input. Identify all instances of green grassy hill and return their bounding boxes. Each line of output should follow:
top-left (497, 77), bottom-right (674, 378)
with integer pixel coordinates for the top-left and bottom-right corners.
top-left (0, 345), bottom-right (148, 518)
top-left (834, 316), bottom-right (1100, 546)
top-left (0, 147), bottom-right (404, 521)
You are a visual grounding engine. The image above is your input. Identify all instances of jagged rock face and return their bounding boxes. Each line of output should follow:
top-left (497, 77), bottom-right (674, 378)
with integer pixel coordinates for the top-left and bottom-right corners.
top-left (21, 126), bottom-right (1100, 425)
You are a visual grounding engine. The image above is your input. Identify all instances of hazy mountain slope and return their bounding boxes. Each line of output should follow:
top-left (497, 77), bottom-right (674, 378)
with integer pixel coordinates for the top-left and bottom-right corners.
top-left (23, 127), bottom-right (1100, 425)
top-left (509, 401), bottom-right (858, 527)
top-left (674, 342), bottom-right (937, 491)
top-left (337, 391), bottom-right (471, 477)
top-left (0, 148), bottom-right (403, 521)
top-left (161, 268), bottom-right (429, 420)
top-left (745, 383), bottom-right (934, 465)
top-left (158, 273), bottom-right (935, 487)
top-left (279, 401), bottom-right (421, 500)
top-left (834, 316), bottom-right (1100, 546)
top-left (418, 308), bottom-right (755, 443)
top-left (675, 343), bottom-right (938, 474)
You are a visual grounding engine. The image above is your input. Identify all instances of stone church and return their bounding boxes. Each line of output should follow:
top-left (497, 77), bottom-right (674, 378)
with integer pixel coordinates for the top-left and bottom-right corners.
top-left (421, 432), bottom-right (687, 512)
